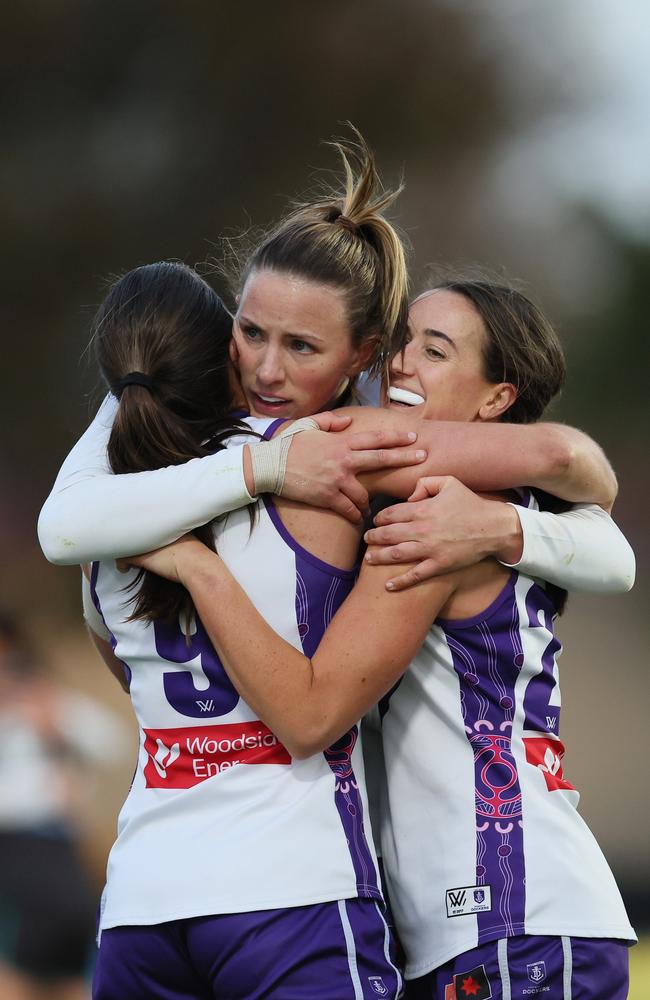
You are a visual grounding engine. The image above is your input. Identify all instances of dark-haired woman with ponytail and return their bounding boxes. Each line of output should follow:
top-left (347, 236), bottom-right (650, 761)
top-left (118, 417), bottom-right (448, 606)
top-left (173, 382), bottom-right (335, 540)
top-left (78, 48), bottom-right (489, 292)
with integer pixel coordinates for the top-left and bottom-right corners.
top-left (83, 258), bottom-right (413, 1000)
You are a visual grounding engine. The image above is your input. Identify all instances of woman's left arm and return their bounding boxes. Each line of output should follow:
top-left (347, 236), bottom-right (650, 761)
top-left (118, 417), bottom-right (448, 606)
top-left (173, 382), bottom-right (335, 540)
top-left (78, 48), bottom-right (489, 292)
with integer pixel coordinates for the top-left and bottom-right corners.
top-left (336, 407), bottom-right (618, 508)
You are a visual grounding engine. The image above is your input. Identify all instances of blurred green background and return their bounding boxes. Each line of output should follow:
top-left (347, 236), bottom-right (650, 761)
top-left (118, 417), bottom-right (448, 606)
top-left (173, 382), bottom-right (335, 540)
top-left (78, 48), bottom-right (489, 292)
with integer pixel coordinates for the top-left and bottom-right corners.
top-left (1, 0), bottom-right (647, 992)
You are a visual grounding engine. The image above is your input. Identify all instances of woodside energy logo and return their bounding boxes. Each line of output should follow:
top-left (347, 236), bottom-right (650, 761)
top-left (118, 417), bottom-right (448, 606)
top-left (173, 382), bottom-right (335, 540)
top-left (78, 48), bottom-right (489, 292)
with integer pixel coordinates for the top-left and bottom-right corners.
top-left (143, 722), bottom-right (290, 787)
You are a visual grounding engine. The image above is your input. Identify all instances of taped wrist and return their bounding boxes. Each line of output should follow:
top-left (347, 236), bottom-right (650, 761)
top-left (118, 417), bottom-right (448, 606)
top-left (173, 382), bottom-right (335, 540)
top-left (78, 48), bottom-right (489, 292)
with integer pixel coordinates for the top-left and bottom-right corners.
top-left (249, 417), bottom-right (319, 495)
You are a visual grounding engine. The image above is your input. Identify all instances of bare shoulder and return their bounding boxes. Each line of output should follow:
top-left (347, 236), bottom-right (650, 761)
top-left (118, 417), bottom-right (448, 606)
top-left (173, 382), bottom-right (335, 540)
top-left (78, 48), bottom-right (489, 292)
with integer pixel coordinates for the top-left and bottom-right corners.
top-left (271, 496), bottom-right (361, 571)
top-left (439, 558), bottom-right (513, 621)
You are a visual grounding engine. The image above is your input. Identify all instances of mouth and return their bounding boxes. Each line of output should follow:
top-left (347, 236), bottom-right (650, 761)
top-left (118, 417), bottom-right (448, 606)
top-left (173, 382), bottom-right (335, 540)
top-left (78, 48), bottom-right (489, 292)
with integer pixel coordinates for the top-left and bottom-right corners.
top-left (388, 385), bottom-right (425, 407)
top-left (250, 391), bottom-right (293, 415)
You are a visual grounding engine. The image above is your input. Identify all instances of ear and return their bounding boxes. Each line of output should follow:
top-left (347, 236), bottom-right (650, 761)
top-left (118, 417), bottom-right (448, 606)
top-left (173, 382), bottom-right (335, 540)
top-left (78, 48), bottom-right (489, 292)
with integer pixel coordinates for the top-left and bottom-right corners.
top-left (347, 336), bottom-right (379, 376)
top-left (229, 337), bottom-right (240, 370)
top-left (478, 382), bottom-right (517, 421)
top-left (235, 293), bottom-right (241, 306)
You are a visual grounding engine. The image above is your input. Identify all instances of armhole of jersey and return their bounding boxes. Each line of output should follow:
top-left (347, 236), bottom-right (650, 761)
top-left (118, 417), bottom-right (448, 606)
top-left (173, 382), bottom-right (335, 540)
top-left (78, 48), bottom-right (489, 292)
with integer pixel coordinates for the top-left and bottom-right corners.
top-left (256, 417), bottom-right (358, 579)
top-left (82, 568), bottom-right (112, 641)
top-left (261, 495), bottom-right (357, 580)
top-left (435, 569), bottom-right (519, 630)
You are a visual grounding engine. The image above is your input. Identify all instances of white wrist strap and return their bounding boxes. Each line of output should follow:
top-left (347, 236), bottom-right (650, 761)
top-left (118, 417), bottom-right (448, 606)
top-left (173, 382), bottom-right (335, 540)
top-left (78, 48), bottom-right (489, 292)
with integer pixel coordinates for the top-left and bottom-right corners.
top-left (249, 417), bottom-right (319, 496)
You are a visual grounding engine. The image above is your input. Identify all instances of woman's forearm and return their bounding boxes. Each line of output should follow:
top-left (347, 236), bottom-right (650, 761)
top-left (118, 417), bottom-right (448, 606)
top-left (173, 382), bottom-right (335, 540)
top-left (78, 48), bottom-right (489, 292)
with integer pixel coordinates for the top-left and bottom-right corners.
top-left (176, 544), bottom-right (450, 757)
top-left (342, 407), bottom-right (617, 506)
top-left (504, 503), bottom-right (635, 592)
top-left (38, 396), bottom-right (254, 565)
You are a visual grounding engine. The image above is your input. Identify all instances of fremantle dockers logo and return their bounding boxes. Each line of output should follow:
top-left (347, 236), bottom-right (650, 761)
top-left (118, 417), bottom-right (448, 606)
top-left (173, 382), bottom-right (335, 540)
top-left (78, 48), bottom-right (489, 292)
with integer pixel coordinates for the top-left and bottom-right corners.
top-left (527, 961), bottom-right (546, 984)
top-left (368, 976), bottom-right (389, 996)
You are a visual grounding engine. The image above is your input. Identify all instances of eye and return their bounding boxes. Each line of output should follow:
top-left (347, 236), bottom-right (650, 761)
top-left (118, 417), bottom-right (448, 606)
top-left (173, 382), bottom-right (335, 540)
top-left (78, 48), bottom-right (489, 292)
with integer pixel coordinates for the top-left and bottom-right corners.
top-left (291, 338), bottom-right (315, 354)
top-left (425, 346), bottom-right (445, 360)
top-left (241, 323), bottom-right (263, 342)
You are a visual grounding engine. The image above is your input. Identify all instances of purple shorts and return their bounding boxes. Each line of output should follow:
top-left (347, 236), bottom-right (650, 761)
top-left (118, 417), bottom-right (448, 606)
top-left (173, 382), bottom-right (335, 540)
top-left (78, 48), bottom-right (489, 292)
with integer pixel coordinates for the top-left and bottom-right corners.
top-left (404, 935), bottom-right (629, 1000)
top-left (93, 898), bottom-right (403, 999)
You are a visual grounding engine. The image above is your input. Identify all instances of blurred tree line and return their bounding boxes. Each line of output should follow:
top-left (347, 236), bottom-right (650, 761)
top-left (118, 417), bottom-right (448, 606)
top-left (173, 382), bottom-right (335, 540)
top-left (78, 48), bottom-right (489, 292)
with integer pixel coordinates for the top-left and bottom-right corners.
top-left (1, 0), bottom-right (646, 604)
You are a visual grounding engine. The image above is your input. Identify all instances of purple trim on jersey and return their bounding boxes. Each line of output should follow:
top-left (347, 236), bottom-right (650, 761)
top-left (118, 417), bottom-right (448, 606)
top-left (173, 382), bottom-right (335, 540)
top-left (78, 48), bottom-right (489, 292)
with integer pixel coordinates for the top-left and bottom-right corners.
top-left (89, 563), bottom-right (132, 689)
top-left (324, 727), bottom-right (382, 900)
top-left (275, 529), bottom-right (379, 901)
top-left (262, 495), bottom-right (357, 580)
top-left (513, 486), bottom-right (535, 509)
top-left (522, 586), bottom-right (562, 735)
top-left (440, 573), bottom-right (526, 942)
top-left (261, 418), bottom-right (288, 441)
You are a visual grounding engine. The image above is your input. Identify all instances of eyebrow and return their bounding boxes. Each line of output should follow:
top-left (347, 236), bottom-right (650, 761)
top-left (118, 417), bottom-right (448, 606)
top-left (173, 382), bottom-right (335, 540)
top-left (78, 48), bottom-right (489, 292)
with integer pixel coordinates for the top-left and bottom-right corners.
top-left (423, 328), bottom-right (457, 352)
top-left (238, 314), bottom-right (326, 343)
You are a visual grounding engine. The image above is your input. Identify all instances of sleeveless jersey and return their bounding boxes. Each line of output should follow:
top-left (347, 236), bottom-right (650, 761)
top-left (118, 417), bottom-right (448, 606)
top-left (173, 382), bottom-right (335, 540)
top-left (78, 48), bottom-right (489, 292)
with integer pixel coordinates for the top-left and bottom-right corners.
top-left (375, 556), bottom-right (635, 978)
top-left (92, 417), bottom-right (381, 930)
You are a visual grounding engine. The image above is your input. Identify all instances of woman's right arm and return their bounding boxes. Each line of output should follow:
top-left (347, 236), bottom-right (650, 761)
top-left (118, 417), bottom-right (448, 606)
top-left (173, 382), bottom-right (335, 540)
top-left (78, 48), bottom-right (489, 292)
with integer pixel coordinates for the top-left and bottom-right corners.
top-left (129, 536), bottom-right (456, 758)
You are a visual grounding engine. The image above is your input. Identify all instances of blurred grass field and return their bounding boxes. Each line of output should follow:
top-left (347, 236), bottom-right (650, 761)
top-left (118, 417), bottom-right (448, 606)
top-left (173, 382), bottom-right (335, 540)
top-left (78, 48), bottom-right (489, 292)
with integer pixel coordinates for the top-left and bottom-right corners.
top-left (630, 935), bottom-right (649, 999)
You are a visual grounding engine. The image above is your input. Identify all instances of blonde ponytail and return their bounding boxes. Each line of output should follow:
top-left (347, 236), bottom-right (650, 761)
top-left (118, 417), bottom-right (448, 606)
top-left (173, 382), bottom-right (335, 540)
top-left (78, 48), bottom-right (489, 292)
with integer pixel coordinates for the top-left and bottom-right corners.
top-left (238, 126), bottom-right (409, 379)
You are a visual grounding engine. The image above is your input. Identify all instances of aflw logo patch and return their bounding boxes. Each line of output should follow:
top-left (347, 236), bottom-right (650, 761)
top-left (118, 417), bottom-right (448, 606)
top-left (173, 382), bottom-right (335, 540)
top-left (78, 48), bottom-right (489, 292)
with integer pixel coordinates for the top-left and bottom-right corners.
top-left (446, 884), bottom-right (492, 918)
top-left (143, 722), bottom-right (290, 788)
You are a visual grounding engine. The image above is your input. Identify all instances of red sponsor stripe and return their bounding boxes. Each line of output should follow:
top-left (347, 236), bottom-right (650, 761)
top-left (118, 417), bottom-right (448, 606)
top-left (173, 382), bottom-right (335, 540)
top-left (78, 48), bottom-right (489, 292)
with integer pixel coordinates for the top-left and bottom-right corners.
top-left (143, 721), bottom-right (291, 788)
top-left (523, 735), bottom-right (575, 792)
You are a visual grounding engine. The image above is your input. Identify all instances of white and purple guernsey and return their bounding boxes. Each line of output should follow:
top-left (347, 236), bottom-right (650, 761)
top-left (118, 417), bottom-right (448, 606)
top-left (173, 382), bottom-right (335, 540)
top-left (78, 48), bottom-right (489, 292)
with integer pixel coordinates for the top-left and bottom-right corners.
top-left (376, 498), bottom-right (635, 979)
top-left (91, 418), bottom-right (381, 931)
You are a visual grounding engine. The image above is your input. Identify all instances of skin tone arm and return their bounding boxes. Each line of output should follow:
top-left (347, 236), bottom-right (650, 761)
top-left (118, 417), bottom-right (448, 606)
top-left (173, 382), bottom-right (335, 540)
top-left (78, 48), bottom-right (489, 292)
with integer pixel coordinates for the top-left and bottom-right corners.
top-left (334, 406), bottom-right (618, 509)
top-left (127, 536), bottom-right (458, 758)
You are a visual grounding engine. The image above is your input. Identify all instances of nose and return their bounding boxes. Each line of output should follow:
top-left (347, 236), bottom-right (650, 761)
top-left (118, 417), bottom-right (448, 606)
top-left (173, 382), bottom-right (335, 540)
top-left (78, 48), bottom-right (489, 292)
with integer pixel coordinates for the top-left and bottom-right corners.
top-left (257, 344), bottom-right (285, 386)
top-left (390, 339), bottom-right (415, 379)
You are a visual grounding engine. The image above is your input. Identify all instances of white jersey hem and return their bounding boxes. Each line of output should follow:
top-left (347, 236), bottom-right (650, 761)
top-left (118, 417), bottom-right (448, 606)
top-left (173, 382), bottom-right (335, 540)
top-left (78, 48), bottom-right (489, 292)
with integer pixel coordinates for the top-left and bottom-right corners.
top-left (100, 886), bottom-right (380, 931)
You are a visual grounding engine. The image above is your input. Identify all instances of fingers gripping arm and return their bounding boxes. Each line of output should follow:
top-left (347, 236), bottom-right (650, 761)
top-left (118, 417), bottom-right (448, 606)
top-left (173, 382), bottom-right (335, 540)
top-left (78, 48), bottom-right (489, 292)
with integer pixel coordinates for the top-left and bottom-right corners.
top-left (340, 406), bottom-right (618, 507)
top-left (365, 477), bottom-right (635, 594)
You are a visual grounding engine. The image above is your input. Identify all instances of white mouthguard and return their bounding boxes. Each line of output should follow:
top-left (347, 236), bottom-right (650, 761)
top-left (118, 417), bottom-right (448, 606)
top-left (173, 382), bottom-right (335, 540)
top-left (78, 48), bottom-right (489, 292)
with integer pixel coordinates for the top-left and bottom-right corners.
top-left (388, 386), bottom-right (425, 406)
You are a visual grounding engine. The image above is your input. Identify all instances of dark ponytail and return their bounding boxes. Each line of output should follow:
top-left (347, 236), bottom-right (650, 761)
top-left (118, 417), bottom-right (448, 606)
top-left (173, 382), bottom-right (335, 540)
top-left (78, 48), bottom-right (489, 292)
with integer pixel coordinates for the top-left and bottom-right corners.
top-left (93, 261), bottom-right (242, 625)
